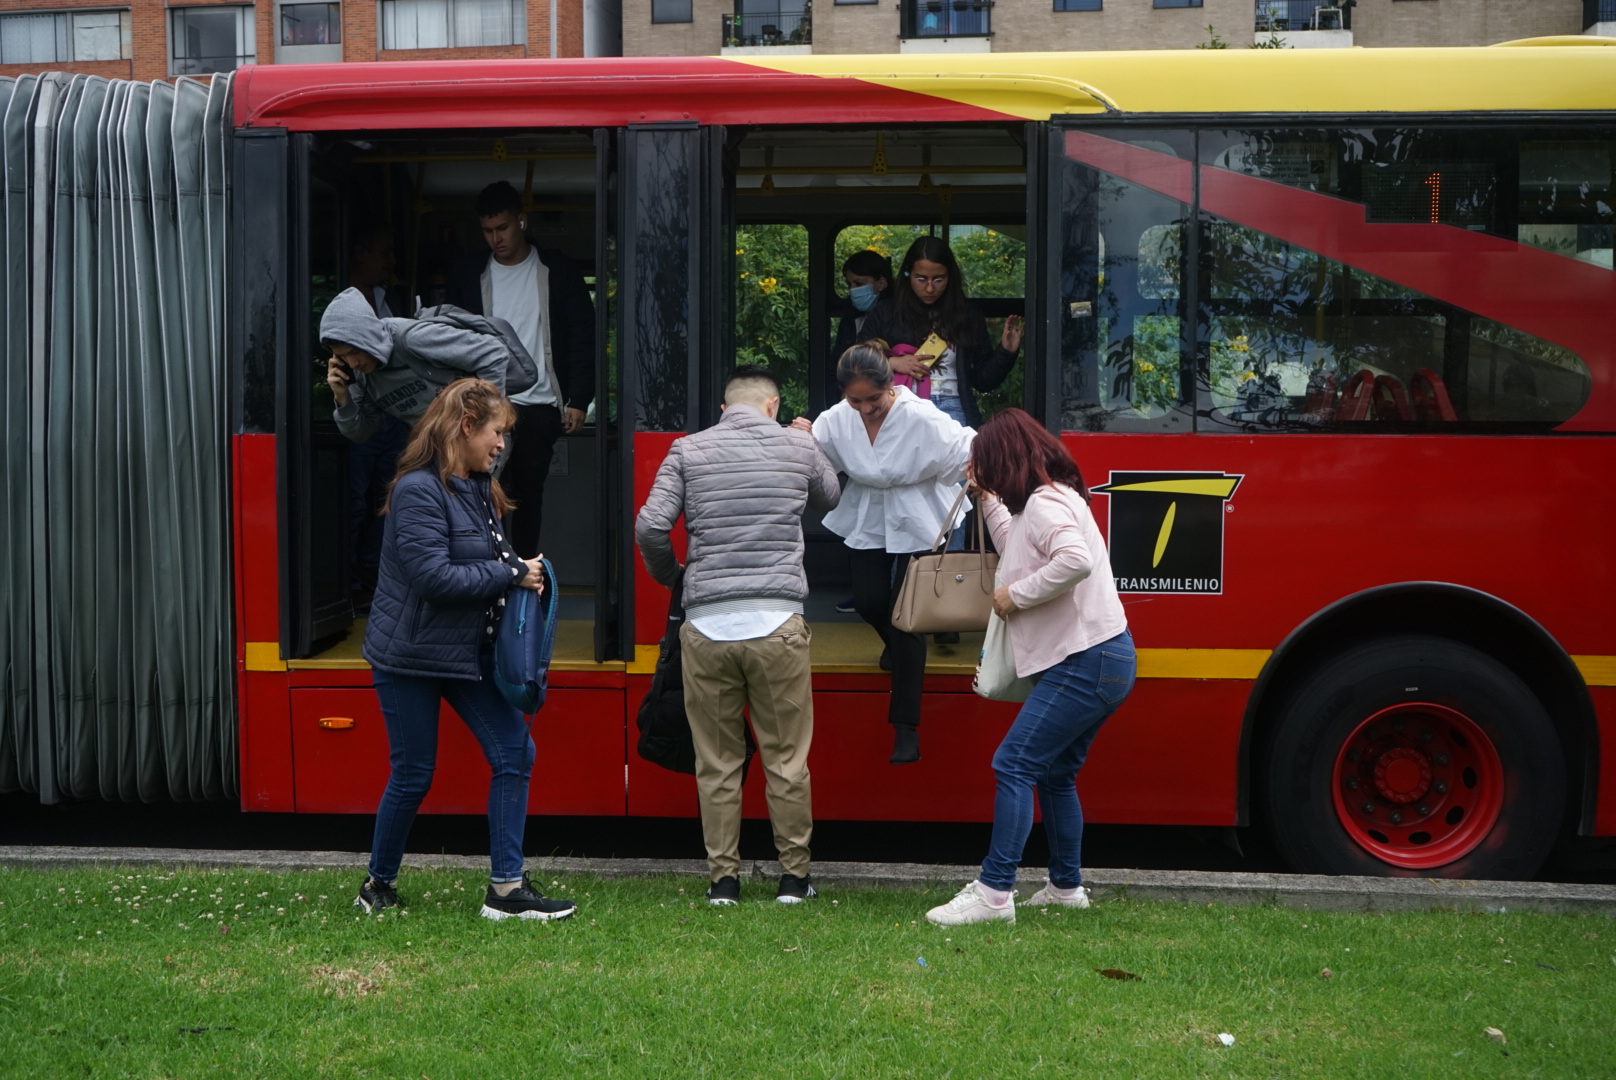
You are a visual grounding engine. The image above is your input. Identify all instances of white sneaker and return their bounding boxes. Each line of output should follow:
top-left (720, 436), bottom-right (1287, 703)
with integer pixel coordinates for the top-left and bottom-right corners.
top-left (925, 881), bottom-right (1016, 927)
top-left (1025, 881), bottom-right (1092, 909)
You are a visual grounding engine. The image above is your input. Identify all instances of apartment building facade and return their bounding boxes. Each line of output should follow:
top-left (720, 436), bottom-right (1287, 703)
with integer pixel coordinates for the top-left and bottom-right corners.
top-left (0, 0), bottom-right (609, 84)
top-left (628, 0), bottom-right (1615, 57)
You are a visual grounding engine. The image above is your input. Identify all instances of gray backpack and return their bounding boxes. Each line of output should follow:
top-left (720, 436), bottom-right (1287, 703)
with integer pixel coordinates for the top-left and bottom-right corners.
top-left (397, 304), bottom-right (539, 396)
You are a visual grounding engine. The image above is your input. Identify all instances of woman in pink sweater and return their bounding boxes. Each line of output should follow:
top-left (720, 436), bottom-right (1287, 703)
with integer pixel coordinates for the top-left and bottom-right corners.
top-left (926, 408), bottom-right (1135, 927)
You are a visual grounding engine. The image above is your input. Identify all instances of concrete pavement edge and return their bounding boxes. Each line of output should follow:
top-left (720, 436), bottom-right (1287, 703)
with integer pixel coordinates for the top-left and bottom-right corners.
top-left (2, 845), bottom-right (1613, 916)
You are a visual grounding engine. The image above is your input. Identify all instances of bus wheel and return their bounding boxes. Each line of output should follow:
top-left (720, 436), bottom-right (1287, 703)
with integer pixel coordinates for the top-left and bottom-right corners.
top-left (1263, 635), bottom-right (1565, 880)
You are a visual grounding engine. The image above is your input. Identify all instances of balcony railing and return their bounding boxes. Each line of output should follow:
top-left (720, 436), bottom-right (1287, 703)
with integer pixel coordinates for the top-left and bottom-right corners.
top-left (722, 9), bottom-right (810, 46)
top-left (1255, 0), bottom-right (1343, 32)
top-left (901, 0), bottom-right (992, 39)
top-left (1586, 0), bottom-right (1616, 28)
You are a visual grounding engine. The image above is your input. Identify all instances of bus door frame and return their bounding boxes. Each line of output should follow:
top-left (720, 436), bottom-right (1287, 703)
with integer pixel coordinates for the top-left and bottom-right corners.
top-left (282, 132), bottom-right (353, 658)
top-left (1025, 120), bottom-right (1058, 430)
top-left (613, 122), bottom-right (734, 660)
top-left (592, 128), bottom-right (621, 663)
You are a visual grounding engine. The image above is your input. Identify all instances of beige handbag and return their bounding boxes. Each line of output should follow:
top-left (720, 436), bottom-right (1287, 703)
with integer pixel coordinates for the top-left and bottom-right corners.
top-left (890, 487), bottom-right (998, 635)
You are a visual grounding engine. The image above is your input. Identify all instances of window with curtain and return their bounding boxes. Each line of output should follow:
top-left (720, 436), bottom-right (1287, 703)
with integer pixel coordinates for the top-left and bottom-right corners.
top-left (380, 0), bottom-right (526, 48)
top-left (0, 10), bottom-right (128, 64)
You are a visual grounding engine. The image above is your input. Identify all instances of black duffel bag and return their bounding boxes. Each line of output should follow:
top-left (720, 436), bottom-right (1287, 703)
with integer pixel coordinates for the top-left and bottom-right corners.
top-left (634, 569), bottom-right (756, 776)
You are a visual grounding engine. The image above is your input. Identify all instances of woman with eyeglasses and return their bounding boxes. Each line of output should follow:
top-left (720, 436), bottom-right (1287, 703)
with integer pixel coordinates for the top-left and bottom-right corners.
top-left (857, 235), bottom-right (1023, 429)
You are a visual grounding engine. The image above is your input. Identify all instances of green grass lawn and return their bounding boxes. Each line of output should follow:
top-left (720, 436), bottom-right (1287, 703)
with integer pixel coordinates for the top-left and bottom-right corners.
top-left (1, 865), bottom-right (1612, 1078)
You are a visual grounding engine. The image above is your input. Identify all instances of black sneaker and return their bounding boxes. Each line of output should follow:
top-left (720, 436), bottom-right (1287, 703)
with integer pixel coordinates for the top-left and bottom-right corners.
top-left (354, 877), bottom-right (400, 914)
top-left (479, 872), bottom-right (577, 922)
top-left (706, 876), bottom-right (740, 906)
top-left (835, 596), bottom-right (857, 614)
top-left (776, 873), bottom-right (818, 904)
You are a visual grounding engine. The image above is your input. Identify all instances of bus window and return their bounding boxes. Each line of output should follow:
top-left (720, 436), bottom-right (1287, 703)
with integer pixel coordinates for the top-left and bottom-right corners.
top-left (1056, 133), bottom-right (1195, 433)
top-left (1518, 140), bottom-right (1613, 269)
top-left (1196, 127), bottom-right (1596, 432)
top-left (831, 223), bottom-right (1027, 420)
top-left (735, 222), bottom-right (810, 421)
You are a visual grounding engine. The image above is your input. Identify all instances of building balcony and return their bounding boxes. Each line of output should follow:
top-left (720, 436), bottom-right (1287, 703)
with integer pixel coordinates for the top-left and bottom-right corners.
top-left (1254, 0), bottom-right (1352, 48)
top-left (900, 0), bottom-right (992, 50)
top-left (721, 10), bottom-right (811, 53)
top-left (1585, 0), bottom-right (1616, 37)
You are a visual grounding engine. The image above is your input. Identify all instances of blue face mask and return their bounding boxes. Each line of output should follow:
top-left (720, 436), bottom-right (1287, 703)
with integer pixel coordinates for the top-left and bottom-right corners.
top-left (850, 283), bottom-right (879, 312)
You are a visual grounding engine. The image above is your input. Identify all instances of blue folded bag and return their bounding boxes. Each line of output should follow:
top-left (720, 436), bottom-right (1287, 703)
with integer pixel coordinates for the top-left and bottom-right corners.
top-left (493, 557), bottom-right (558, 714)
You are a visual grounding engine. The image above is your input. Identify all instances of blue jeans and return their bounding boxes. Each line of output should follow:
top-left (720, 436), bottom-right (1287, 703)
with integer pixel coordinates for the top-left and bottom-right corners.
top-left (368, 649), bottom-right (535, 883)
top-left (932, 393), bottom-right (967, 425)
top-left (979, 630), bottom-right (1136, 891)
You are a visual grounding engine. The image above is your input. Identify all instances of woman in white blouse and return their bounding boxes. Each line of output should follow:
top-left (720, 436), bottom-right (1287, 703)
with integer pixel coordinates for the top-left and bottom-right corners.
top-left (791, 345), bottom-right (974, 764)
top-left (925, 408), bottom-right (1135, 927)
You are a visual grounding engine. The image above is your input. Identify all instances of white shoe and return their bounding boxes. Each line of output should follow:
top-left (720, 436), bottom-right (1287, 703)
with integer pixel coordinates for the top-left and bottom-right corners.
top-left (925, 880), bottom-right (1016, 927)
top-left (1025, 881), bottom-right (1092, 909)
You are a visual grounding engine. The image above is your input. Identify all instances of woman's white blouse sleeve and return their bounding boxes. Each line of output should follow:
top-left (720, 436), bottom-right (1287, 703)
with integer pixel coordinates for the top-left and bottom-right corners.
top-left (811, 411), bottom-right (848, 474)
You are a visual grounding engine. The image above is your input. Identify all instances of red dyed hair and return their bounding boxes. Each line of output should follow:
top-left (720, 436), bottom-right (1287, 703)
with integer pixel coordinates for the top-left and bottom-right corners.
top-left (970, 408), bottom-right (1089, 514)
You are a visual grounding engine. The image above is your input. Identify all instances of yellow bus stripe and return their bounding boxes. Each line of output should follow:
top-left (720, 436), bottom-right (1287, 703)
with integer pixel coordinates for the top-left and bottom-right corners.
top-left (1573, 656), bottom-right (1616, 687)
top-left (1135, 649), bottom-right (1270, 680)
top-left (244, 642), bottom-right (287, 672)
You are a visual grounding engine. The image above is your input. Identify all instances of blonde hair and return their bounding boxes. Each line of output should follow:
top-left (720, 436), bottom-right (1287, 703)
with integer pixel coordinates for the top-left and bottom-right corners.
top-left (383, 378), bottom-right (518, 516)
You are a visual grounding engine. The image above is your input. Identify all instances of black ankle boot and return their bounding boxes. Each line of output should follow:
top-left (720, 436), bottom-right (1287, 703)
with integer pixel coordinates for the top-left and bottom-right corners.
top-left (889, 725), bottom-right (920, 765)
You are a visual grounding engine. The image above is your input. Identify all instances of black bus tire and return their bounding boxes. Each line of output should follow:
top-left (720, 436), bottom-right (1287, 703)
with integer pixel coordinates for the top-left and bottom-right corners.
top-left (1262, 634), bottom-right (1565, 880)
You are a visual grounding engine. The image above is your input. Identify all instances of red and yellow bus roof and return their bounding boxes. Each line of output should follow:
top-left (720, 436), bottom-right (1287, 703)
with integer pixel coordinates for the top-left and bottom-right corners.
top-left (234, 45), bottom-right (1616, 131)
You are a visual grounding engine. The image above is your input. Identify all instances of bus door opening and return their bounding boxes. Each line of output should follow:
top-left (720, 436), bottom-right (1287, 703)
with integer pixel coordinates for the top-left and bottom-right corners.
top-left (724, 124), bottom-right (1035, 659)
top-left (287, 130), bottom-right (615, 666)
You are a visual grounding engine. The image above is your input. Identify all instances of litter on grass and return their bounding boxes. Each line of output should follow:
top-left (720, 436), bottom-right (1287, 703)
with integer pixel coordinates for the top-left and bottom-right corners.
top-left (1484, 1027), bottom-right (1507, 1045)
top-left (1217, 1034), bottom-right (1236, 1047)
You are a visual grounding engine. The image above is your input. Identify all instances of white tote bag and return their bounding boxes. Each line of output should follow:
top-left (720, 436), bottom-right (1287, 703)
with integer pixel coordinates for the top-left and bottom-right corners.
top-left (974, 610), bottom-right (1035, 702)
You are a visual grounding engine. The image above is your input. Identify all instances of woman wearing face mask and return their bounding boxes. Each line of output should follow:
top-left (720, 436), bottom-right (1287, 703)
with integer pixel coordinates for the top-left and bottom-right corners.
top-left (832, 249), bottom-right (894, 367)
top-left (791, 345), bottom-right (974, 765)
top-left (354, 378), bottom-right (576, 924)
top-left (858, 236), bottom-right (1023, 429)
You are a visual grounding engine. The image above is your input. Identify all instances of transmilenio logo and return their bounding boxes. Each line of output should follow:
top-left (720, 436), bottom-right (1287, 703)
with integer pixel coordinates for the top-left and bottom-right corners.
top-left (1092, 472), bottom-right (1243, 595)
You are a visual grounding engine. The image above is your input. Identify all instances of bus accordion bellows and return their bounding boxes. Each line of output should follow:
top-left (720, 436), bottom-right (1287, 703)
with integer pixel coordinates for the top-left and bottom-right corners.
top-left (1, 44), bottom-right (1612, 881)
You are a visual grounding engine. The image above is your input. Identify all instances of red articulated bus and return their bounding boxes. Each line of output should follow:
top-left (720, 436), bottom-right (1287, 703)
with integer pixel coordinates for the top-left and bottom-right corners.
top-left (5, 46), bottom-right (1613, 882)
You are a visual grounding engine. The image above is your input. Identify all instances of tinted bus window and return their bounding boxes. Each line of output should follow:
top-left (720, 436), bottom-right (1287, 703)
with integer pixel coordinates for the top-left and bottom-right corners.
top-left (1196, 128), bottom-right (1599, 432)
top-left (1056, 132), bottom-right (1194, 433)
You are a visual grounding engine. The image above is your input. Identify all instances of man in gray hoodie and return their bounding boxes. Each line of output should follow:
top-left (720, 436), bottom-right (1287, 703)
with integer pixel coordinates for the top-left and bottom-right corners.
top-left (320, 286), bottom-right (517, 444)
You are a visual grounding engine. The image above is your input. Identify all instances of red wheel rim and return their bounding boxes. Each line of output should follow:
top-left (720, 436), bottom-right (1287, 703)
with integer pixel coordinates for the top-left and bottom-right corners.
top-left (1330, 702), bottom-right (1504, 870)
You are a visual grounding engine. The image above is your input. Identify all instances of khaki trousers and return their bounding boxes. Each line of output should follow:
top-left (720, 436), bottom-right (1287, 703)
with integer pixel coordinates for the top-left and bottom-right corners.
top-left (680, 614), bottom-right (814, 881)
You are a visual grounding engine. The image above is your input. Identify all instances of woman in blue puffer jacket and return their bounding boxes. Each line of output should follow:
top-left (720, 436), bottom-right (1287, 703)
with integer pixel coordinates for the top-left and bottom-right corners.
top-left (355, 378), bottom-right (577, 923)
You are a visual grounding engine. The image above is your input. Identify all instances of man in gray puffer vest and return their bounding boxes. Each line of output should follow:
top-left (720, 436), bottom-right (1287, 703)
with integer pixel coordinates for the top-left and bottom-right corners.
top-left (320, 286), bottom-right (529, 445)
top-left (635, 366), bottom-right (840, 907)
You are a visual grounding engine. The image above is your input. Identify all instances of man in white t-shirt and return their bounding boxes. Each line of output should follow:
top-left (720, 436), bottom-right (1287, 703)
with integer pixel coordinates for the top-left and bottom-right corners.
top-left (447, 181), bottom-right (596, 558)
